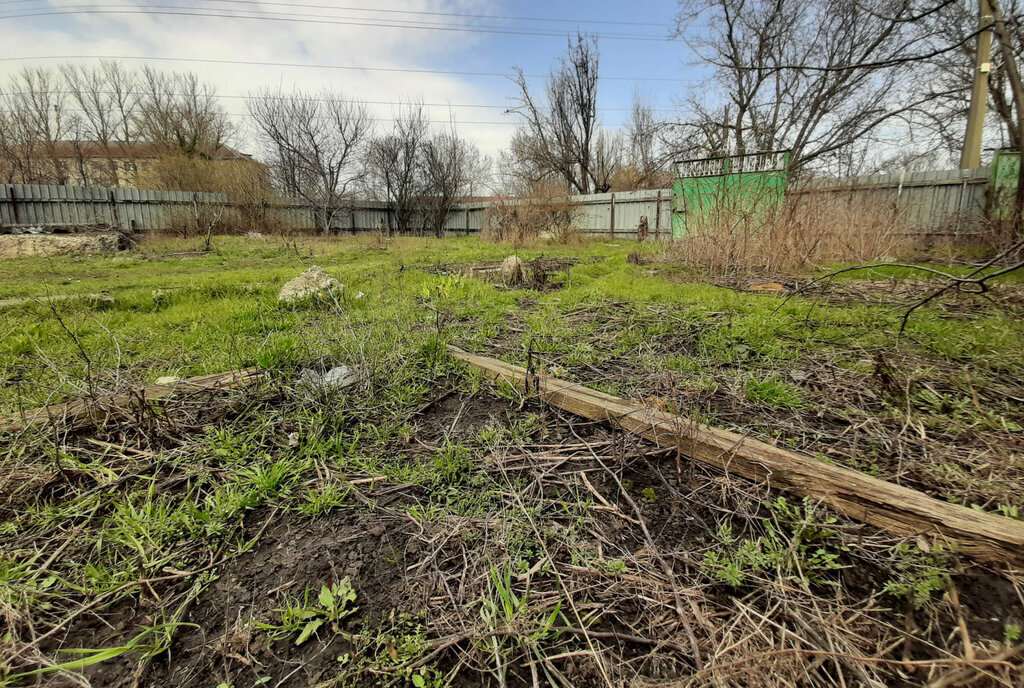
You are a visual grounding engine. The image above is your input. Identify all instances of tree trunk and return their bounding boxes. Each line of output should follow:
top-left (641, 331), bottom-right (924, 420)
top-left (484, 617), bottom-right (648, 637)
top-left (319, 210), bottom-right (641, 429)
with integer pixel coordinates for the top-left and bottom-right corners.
top-left (991, 0), bottom-right (1024, 238)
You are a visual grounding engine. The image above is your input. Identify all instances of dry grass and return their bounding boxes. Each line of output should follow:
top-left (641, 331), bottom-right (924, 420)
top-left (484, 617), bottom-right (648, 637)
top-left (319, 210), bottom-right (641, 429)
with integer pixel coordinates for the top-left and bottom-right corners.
top-left (482, 183), bottom-right (581, 245)
top-left (665, 186), bottom-right (903, 274)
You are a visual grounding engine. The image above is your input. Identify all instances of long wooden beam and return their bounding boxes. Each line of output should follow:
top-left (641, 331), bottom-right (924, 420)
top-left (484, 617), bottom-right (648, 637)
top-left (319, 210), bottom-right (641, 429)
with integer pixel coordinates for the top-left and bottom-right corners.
top-left (449, 345), bottom-right (1024, 566)
top-left (0, 368), bottom-right (265, 433)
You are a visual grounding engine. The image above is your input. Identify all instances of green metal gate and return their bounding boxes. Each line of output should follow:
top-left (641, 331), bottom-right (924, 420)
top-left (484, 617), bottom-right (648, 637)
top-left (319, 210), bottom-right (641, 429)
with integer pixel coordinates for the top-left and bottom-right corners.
top-left (672, 151), bottom-right (790, 237)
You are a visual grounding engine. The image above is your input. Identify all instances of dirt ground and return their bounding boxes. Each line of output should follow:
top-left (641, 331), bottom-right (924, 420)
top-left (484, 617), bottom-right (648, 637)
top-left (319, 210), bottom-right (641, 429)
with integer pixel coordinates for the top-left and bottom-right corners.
top-left (0, 232), bottom-right (124, 259)
top-left (3, 237), bottom-right (1024, 687)
top-left (17, 386), bottom-right (1024, 688)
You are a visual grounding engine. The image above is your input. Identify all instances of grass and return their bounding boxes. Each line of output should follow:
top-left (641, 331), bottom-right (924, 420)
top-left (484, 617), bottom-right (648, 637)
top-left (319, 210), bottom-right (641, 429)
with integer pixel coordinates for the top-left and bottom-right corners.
top-left (2, 234), bottom-right (1023, 414)
top-left (2, 233), bottom-right (1024, 686)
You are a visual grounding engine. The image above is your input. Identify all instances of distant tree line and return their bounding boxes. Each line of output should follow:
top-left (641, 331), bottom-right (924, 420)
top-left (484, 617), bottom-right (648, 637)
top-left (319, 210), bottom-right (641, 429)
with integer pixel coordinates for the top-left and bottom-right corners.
top-left (0, 61), bottom-right (489, 236)
top-left (3, 3), bottom-right (1023, 236)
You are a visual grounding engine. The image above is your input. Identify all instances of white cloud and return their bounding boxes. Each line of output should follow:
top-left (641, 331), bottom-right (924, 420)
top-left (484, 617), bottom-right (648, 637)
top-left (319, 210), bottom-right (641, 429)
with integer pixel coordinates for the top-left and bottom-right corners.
top-left (1, 0), bottom-right (517, 157)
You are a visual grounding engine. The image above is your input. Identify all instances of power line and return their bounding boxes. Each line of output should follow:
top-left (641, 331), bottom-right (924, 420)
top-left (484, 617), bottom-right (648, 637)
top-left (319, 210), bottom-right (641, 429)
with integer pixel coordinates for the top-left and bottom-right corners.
top-left (0, 89), bottom-right (678, 114)
top-left (0, 0), bottom-right (670, 29)
top-left (0, 106), bottom-right (532, 125)
top-left (0, 55), bottom-right (693, 83)
top-left (0, 5), bottom-right (674, 42)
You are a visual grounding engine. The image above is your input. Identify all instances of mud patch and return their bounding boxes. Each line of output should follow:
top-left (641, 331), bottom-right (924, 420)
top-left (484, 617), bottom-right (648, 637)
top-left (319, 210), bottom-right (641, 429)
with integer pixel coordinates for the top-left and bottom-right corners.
top-left (425, 257), bottom-right (581, 291)
top-left (0, 231), bottom-right (125, 258)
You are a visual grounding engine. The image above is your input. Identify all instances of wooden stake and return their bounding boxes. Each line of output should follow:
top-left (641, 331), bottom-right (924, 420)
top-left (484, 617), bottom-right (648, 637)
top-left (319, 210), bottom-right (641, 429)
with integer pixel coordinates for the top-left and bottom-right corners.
top-left (448, 346), bottom-right (1024, 565)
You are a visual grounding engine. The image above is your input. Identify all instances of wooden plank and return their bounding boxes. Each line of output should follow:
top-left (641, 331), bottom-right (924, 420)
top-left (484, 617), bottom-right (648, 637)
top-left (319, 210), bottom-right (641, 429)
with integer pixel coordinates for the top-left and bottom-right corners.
top-left (0, 368), bottom-right (266, 433)
top-left (448, 346), bottom-right (1024, 565)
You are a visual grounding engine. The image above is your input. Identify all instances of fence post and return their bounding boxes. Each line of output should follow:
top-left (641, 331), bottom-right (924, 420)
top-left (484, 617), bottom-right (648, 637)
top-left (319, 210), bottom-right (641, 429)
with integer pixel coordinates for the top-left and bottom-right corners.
top-left (108, 189), bottom-right (119, 229)
top-left (609, 192), bottom-right (615, 237)
top-left (465, 207), bottom-right (470, 234)
top-left (10, 186), bottom-right (19, 225)
top-left (655, 189), bottom-right (662, 240)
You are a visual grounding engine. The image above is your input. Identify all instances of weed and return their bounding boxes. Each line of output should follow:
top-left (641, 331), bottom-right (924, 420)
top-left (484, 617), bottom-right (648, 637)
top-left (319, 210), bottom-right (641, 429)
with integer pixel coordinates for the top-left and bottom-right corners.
top-left (432, 441), bottom-right (473, 486)
top-left (702, 497), bottom-right (845, 586)
top-left (1006, 624), bottom-right (1022, 645)
top-left (1, 623), bottom-right (191, 682)
top-left (744, 376), bottom-right (805, 409)
top-left (256, 579), bottom-right (358, 646)
top-left (883, 542), bottom-right (953, 610)
top-left (296, 481), bottom-right (351, 517)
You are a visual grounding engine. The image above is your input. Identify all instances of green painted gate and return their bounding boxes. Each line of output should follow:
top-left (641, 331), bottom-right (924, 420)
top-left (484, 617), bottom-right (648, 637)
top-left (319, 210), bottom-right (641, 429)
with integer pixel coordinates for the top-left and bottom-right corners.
top-left (672, 151), bottom-right (790, 237)
top-left (990, 148), bottom-right (1021, 223)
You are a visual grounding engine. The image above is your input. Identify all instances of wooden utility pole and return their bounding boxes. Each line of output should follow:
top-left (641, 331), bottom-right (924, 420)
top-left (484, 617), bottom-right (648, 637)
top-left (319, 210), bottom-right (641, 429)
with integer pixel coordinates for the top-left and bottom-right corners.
top-left (961, 0), bottom-right (994, 169)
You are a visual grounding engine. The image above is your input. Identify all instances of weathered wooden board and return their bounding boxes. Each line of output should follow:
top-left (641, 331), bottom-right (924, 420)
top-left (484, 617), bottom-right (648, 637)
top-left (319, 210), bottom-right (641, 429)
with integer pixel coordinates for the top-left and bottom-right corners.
top-left (449, 346), bottom-right (1024, 565)
top-left (0, 368), bottom-right (265, 433)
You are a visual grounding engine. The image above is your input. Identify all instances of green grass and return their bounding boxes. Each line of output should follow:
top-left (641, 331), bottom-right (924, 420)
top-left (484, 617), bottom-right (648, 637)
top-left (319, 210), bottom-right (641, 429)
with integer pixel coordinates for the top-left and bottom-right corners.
top-left (2, 233), bottom-right (1024, 685)
top-left (2, 234), bottom-right (1023, 417)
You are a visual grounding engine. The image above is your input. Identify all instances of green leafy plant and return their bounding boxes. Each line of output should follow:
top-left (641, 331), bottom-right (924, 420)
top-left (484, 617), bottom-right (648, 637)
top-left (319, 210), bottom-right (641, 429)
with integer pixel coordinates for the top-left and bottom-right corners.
top-left (257, 579), bottom-right (358, 646)
top-left (702, 498), bottom-right (845, 586)
top-left (883, 542), bottom-right (953, 610)
top-left (1005, 624), bottom-right (1022, 645)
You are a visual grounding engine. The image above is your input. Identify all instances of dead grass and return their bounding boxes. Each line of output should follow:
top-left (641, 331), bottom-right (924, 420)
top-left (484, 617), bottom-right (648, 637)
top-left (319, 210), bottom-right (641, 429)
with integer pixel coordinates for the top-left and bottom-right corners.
top-left (482, 182), bottom-right (581, 245)
top-left (665, 186), bottom-right (902, 274)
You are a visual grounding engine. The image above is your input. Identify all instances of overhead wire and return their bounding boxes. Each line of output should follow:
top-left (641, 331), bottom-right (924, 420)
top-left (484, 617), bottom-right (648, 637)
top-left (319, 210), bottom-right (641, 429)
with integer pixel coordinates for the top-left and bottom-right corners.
top-left (0, 55), bottom-right (695, 83)
top-left (0, 0), bottom-right (671, 29)
top-left (0, 89), bottom-right (678, 114)
top-left (0, 4), bottom-right (675, 42)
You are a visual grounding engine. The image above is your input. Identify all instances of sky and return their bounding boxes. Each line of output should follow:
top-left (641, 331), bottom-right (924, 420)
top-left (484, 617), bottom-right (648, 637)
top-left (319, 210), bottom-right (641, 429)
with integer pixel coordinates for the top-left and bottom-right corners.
top-left (0, 0), bottom-right (710, 160)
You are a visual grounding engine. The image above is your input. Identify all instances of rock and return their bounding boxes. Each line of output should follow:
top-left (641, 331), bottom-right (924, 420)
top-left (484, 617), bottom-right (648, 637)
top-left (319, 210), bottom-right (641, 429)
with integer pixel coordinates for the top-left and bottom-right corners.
top-left (86, 294), bottom-right (116, 308)
top-left (296, 365), bottom-right (361, 392)
top-left (155, 375), bottom-right (182, 385)
top-left (500, 255), bottom-right (524, 285)
top-left (278, 265), bottom-right (341, 303)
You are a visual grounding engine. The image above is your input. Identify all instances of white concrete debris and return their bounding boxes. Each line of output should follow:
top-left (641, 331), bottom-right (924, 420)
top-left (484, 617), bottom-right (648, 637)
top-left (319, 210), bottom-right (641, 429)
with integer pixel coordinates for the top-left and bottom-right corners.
top-left (278, 265), bottom-right (341, 303)
top-left (296, 365), bottom-right (362, 391)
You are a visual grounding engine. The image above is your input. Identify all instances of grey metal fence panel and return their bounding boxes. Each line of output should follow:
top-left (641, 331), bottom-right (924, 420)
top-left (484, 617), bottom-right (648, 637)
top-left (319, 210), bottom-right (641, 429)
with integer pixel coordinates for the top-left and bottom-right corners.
top-left (790, 168), bottom-right (989, 235)
top-left (0, 169), bottom-right (995, 237)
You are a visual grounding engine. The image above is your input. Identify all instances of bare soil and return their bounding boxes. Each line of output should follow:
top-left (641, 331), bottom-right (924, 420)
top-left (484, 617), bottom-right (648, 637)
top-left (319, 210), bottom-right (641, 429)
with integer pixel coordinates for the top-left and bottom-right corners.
top-left (29, 388), bottom-right (1024, 687)
top-left (0, 232), bottom-right (125, 259)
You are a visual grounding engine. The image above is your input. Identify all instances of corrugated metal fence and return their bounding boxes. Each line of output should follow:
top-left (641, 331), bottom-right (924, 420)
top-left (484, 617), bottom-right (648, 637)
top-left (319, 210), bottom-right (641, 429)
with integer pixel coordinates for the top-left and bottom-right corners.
top-left (789, 168), bottom-right (990, 237)
top-left (0, 167), bottom-right (995, 238)
top-left (0, 184), bottom-right (491, 235)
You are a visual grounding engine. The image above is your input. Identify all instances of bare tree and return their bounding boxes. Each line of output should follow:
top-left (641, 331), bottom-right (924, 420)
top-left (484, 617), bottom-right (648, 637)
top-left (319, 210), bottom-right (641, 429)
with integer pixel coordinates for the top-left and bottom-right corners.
top-left (0, 66), bottom-right (73, 184)
top-left (509, 34), bottom-right (615, 194)
top-left (138, 67), bottom-right (234, 159)
top-left (622, 92), bottom-right (667, 188)
top-left (670, 0), bottom-right (957, 174)
top-left (366, 103), bottom-right (429, 235)
top-left (419, 128), bottom-right (483, 237)
top-left (248, 88), bottom-right (372, 234)
top-left (61, 61), bottom-right (141, 186)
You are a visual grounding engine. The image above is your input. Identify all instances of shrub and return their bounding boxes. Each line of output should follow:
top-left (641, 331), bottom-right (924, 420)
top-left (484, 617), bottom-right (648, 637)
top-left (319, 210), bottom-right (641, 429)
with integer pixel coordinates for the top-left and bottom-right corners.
top-left (482, 182), bottom-right (580, 245)
top-left (664, 179), bottom-right (902, 273)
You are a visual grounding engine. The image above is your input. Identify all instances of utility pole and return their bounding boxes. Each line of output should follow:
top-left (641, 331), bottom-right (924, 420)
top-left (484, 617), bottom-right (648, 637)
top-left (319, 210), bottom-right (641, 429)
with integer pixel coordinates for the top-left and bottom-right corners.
top-left (961, 0), bottom-right (994, 169)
